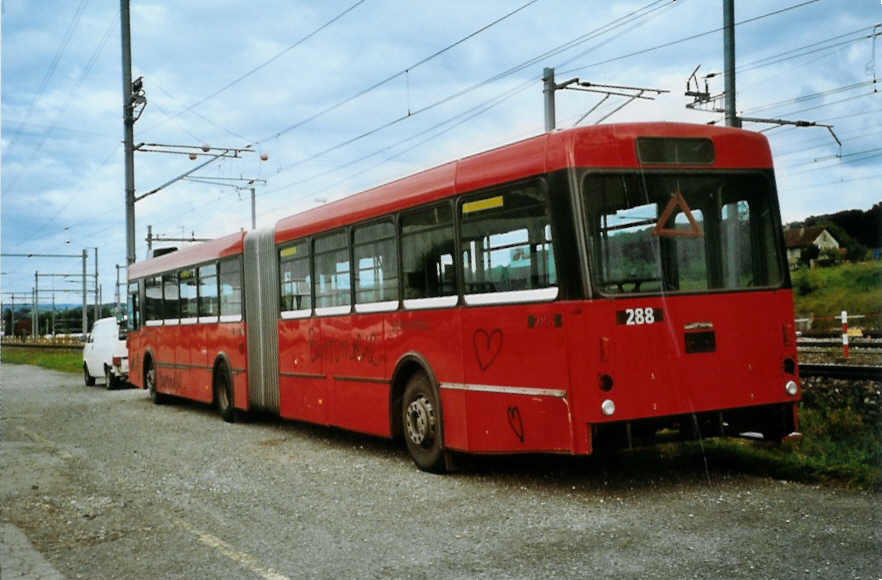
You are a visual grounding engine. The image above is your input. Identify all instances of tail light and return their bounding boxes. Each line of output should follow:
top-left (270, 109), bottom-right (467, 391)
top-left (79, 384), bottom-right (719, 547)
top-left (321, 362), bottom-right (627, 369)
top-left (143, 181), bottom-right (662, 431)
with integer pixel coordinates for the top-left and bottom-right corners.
top-left (112, 356), bottom-right (122, 367)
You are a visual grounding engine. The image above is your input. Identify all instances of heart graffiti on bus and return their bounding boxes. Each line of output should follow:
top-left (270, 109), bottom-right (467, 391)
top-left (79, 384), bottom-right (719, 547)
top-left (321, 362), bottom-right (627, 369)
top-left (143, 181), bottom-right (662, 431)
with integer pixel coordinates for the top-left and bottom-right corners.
top-left (473, 328), bottom-right (503, 371)
top-left (507, 406), bottom-right (525, 443)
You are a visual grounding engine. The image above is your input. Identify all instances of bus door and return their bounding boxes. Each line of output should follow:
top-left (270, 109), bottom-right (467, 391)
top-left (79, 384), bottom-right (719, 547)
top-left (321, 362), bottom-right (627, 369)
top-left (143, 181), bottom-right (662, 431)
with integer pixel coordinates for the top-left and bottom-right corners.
top-left (278, 239), bottom-right (328, 425)
top-left (456, 185), bottom-right (572, 453)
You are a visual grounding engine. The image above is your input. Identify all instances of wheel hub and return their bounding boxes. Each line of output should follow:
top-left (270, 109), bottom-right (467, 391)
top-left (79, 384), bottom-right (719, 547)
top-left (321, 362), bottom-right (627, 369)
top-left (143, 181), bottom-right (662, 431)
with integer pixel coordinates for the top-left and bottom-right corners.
top-left (405, 395), bottom-right (435, 446)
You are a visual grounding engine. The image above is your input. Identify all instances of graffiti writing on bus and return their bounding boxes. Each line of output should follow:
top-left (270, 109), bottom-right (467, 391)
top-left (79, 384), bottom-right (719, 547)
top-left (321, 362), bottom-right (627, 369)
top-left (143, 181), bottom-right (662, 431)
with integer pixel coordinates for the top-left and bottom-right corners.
top-left (308, 328), bottom-right (381, 366)
top-left (526, 313), bottom-right (562, 329)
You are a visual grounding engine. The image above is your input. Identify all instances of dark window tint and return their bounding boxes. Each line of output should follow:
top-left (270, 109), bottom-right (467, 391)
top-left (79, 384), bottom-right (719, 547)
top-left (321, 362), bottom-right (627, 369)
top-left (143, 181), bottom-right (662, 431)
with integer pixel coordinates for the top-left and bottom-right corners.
top-left (162, 273), bottom-right (179, 320)
top-left (280, 241), bottom-right (311, 312)
top-left (401, 204), bottom-right (456, 300)
top-left (636, 138), bottom-right (714, 164)
top-left (354, 221), bottom-right (398, 304)
top-left (144, 276), bottom-right (162, 321)
top-left (179, 268), bottom-right (198, 318)
top-left (460, 185), bottom-right (556, 295)
top-left (313, 232), bottom-right (350, 309)
top-left (198, 263), bottom-right (218, 318)
top-left (219, 258), bottom-right (242, 318)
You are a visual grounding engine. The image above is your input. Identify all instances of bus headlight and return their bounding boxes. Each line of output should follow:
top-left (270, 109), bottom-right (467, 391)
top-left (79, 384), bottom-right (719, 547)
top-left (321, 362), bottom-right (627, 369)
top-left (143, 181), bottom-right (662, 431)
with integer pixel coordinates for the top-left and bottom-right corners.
top-left (601, 399), bottom-right (616, 416)
top-left (785, 380), bottom-right (798, 396)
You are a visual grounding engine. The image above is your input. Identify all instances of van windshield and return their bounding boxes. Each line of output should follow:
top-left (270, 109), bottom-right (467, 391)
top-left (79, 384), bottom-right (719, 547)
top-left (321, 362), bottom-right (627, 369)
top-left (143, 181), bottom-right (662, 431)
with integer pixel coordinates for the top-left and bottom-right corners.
top-left (583, 172), bottom-right (785, 295)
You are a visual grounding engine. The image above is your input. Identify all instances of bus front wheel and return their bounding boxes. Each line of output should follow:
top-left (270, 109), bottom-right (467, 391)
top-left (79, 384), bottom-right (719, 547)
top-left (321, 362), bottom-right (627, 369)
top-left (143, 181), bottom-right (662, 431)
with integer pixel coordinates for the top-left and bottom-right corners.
top-left (402, 372), bottom-right (445, 473)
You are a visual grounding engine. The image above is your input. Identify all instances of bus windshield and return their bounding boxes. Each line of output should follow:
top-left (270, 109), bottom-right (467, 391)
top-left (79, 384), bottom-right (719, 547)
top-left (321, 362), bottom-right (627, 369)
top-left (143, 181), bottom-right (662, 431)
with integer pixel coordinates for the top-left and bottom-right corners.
top-left (583, 172), bottom-right (784, 295)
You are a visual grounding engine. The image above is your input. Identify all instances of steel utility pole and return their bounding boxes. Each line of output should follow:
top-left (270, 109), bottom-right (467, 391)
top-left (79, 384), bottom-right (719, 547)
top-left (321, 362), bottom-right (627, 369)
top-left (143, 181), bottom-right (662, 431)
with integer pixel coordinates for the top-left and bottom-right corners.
top-left (543, 67), bottom-right (557, 131)
top-left (723, 0), bottom-right (741, 128)
top-left (121, 0), bottom-right (137, 266)
top-left (33, 272), bottom-right (38, 340)
top-left (82, 249), bottom-right (88, 336)
top-left (92, 247), bottom-right (99, 322)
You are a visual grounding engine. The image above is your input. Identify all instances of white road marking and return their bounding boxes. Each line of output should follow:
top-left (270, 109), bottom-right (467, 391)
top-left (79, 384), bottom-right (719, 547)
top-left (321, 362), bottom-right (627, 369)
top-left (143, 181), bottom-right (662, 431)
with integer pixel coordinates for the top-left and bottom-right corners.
top-left (173, 517), bottom-right (290, 580)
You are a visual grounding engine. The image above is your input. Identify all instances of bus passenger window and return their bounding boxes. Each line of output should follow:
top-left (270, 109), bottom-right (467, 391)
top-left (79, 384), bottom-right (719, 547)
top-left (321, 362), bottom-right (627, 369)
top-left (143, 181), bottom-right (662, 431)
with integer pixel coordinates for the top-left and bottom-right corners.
top-left (162, 273), bottom-right (179, 321)
top-left (179, 268), bottom-right (198, 319)
top-left (198, 264), bottom-right (218, 319)
top-left (459, 185), bottom-right (557, 300)
top-left (401, 204), bottom-right (455, 302)
top-left (354, 221), bottom-right (398, 309)
top-left (144, 276), bottom-right (162, 322)
top-left (313, 232), bottom-right (350, 312)
top-left (280, 241), bottom-right (311, 314)
top-left (127, 282), bottom-right (140, 330)
top-left (219, 259), bottom-right (242, 319)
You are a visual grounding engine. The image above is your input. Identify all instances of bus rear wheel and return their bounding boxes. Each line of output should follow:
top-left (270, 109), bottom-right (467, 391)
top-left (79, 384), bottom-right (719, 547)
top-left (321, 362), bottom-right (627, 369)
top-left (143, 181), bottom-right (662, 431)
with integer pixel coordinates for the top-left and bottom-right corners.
top-left (214, 363), bottom-right (235, 423)
top-left (402, 372), bottom-right (445, 473)
top-left (145, 359), bottom-right (165, 404)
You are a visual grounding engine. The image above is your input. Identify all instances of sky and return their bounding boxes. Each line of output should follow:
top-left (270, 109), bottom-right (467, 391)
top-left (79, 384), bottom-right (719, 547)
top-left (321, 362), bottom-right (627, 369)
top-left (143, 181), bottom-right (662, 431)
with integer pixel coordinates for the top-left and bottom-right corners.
top-left (2, 0), bottom-right (880, 309)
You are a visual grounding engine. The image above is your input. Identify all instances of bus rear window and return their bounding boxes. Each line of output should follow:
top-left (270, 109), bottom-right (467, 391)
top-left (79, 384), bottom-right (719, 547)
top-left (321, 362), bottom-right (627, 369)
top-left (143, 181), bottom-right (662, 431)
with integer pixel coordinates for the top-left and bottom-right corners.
top-left (584, 173), bottom-right (783, 295)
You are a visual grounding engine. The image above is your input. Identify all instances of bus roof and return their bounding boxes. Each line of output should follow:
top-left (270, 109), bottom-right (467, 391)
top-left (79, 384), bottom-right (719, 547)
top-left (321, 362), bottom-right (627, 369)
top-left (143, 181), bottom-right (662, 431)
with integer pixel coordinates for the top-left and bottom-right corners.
top-left (274, 122), bottom-right (771, 244)
top-left (128, 231), bottom-right (244, 280)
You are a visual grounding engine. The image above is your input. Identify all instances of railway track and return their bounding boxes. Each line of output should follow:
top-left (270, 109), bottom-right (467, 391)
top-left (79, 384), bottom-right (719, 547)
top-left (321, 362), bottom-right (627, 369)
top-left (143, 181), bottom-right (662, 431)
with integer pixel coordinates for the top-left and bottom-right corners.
top-left (799, 363), bottom-right (882, 380)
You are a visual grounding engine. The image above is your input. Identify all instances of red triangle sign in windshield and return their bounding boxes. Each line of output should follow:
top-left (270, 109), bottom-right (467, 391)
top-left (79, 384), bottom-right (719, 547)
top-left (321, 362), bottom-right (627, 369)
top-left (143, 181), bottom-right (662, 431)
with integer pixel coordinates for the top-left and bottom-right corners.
top-left (652, 191), bottom-right (703, 238)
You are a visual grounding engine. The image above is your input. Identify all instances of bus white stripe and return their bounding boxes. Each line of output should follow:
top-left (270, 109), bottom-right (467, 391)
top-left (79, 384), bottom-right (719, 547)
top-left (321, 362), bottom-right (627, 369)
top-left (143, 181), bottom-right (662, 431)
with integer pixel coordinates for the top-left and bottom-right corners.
top-left (440, 383), bottom-right (567, 398)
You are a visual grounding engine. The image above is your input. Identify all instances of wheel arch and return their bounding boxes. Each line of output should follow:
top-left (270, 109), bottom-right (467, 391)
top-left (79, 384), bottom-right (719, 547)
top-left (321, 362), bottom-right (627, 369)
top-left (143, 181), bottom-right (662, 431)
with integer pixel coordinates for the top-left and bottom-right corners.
top-left (389, 351), bottom-right (442, 442)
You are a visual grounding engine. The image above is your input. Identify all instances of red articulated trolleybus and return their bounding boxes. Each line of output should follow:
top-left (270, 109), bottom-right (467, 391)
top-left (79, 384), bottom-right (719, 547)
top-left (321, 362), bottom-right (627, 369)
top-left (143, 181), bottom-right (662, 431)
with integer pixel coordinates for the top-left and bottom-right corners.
top-left (127, 122), bottom-right (801, 472)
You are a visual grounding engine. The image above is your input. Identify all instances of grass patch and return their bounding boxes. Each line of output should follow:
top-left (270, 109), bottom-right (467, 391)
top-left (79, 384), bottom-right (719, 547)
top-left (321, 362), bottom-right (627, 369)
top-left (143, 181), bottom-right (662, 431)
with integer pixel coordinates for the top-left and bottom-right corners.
top-left (1, 346), bottom-right (82, 375)
top-left (792, 261), bottom-right (882, 333)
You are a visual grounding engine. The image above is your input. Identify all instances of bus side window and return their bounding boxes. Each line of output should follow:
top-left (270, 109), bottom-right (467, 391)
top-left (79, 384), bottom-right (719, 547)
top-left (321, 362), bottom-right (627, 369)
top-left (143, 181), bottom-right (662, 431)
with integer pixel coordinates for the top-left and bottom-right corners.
top-left (163, 272), bottom-right (180, 322)
top-left (127, 281), bottom-right (140, 330)
top-left (459, 184), bottom-right (557, 297)
top-left (219, 258), bottom-right (243, 320)
top-left (198, 263), bottom-right (219, 320)
top-left (144, 276), bottom-right (163, 323)
top-left (179, 268), bottom-right (198, 320)
top-left (354, 221), bottom-right (398, 310)
top-left (279, 240), bottom-right (311, 315)
top-left (313, 231), bottom-right (351, 313)
top-left (401, 204), bottom-right (456, 301)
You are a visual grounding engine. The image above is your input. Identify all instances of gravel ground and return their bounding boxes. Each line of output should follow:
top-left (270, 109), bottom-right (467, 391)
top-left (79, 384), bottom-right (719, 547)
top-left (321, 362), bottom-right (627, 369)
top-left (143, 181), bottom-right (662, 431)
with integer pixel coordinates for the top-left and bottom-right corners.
top-left (1, 363), bottom-right (880, 579)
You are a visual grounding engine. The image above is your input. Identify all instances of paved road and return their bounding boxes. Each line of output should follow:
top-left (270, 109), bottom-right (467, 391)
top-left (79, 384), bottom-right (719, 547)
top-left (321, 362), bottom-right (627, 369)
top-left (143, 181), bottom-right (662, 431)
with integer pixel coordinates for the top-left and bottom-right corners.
top-left (1, 363), bottom-right (880, 579)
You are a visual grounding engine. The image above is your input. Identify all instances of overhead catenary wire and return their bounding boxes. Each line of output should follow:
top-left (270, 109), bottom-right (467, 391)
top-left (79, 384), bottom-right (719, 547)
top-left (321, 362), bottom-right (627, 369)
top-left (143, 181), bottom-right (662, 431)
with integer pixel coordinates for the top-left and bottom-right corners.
top-left (254, 0), bottom-right (544, 145)
top-left (138, 0), bottom-right (368, 141)
top-left (265, 0), bottom-right (816, 181)
top-left (39, 0), bottom-right (676, 245)
top-left (265, 0), bottom-right (681, 177)
top-left (559, 0), bottom-right (822, 75)
top-left (4, 0), bottom-right (90, 153)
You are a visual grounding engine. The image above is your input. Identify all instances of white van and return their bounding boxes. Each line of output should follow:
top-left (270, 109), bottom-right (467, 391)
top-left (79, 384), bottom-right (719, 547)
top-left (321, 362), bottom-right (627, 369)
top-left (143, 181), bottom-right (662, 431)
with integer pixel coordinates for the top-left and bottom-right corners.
top-left (83, 317), bottom-right (129, 389)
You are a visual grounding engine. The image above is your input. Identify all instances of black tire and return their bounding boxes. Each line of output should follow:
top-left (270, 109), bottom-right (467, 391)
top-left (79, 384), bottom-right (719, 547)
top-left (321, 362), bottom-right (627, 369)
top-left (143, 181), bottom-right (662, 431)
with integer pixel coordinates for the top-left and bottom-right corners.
top-left (104, 365), bottom-right (117, 390)
top-left (145, 359), bottom-right (165, 405)
top-left (401, 372), bottom-right (445, 473)
top-left (83, 363), bottom-right (95, 386)
top-left (214, 363), bottom-right (235, 423)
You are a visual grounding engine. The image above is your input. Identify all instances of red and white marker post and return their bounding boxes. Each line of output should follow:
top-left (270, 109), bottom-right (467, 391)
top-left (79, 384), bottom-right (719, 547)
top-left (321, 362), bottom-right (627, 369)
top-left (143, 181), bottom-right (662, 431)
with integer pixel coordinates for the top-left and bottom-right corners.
top-left (841, 310), bottom-right (849, 360)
